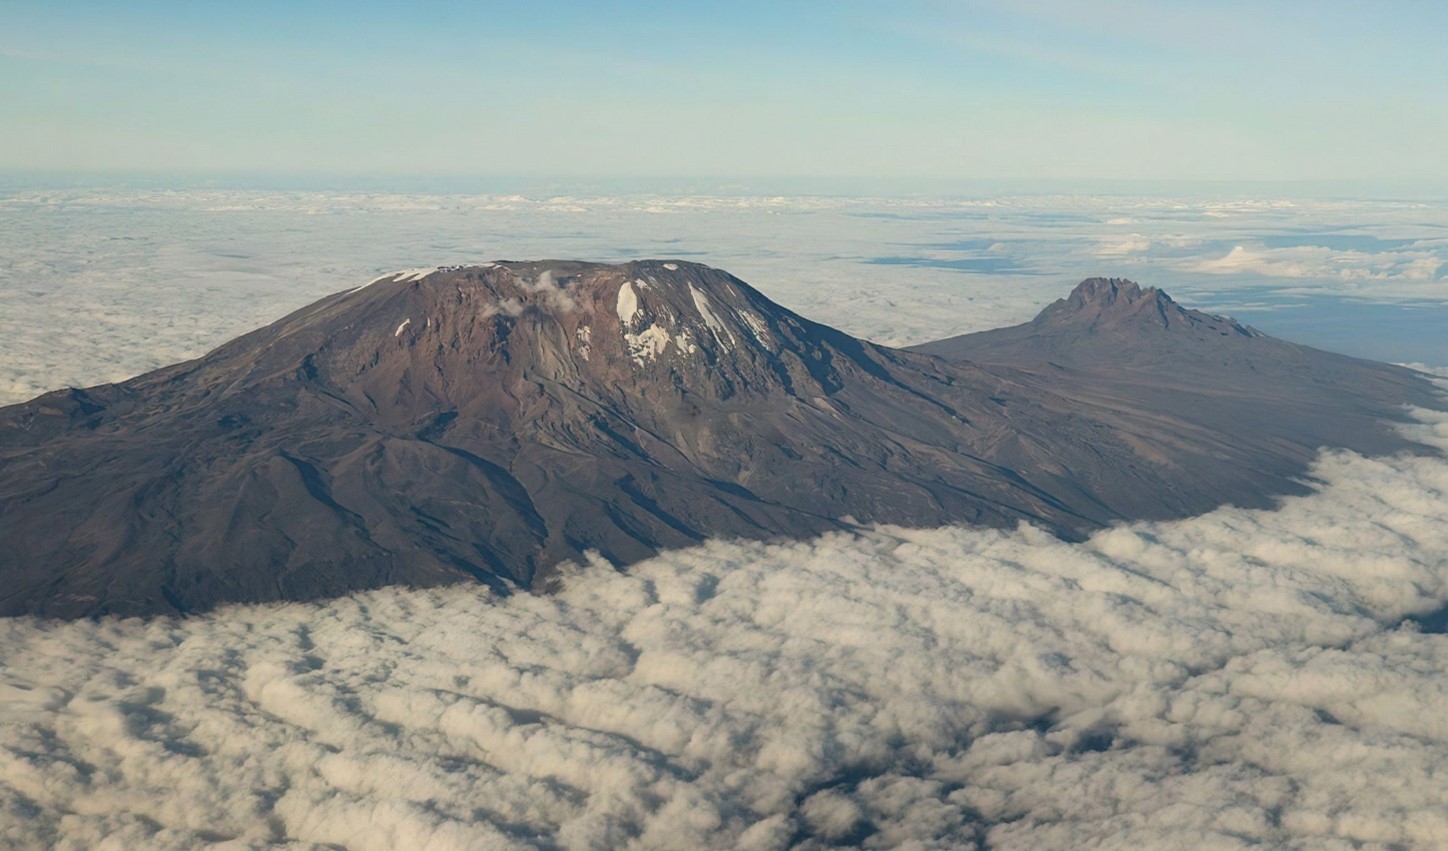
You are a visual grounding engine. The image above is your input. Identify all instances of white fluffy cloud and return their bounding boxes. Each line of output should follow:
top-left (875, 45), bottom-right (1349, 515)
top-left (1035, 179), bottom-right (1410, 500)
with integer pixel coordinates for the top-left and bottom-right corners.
top-left (1191, 243), bottom-right (1444, 282)
top-left (1, 404), bottom-right (1445, 849)
top-left (1091, 232), bottom-right (1152, 256)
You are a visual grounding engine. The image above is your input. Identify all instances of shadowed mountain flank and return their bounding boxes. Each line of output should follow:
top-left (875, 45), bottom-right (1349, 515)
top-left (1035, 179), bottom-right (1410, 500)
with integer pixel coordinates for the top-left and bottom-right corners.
top-left (0, 264), bottom-right (1439, 618)
top-left (910, 276), bottom-right (1441, 486)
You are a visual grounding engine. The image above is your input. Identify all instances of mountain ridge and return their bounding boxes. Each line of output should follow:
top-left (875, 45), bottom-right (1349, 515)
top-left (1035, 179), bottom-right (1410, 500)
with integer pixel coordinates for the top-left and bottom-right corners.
top-left (1, 262), bottom-right (1439, 619)
top-left (1048, 276), bottom-right (1256, 333)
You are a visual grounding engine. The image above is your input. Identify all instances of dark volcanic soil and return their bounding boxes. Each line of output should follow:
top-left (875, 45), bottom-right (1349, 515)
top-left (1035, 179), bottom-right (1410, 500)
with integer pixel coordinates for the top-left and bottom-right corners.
top-left (0, 265), bottom-right (1439, 618)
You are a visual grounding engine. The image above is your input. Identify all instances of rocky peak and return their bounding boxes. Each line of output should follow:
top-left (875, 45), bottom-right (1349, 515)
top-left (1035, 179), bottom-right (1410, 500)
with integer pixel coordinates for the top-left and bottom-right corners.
top-left (1035, 276), bottom-right (1246, 337)
top-left (1065, 277), bottom-right (1153, 309)
top-left (1055, 277), bottom-right (1186, 319)
top-left (173, 260), bottom-right (895, 440)
top-left (342, 260), bottom-right (795, 371)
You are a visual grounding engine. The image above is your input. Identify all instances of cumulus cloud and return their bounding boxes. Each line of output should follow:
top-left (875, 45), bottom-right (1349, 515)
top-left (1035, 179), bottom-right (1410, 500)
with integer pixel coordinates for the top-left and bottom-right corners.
top-left (1, 402), bottom-right (1446, 849)
top-left (1190, 243), bottom-right (1444, 281)
top-left (1091, 233), bottom-right (1152, 256)
top-left (520, 268), bottom-right (581, 315)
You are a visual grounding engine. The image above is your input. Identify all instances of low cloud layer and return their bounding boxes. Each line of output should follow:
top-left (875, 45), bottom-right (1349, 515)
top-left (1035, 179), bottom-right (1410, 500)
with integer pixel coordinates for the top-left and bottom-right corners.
top-left (1190, 243), bottom-right (1444, 282)
top-left (5, 189), bottom-right (1448, 405)
top-left (3, 189), bottom-right (1447, 847)
top-left (2, 404), bottom-right (1445, 849)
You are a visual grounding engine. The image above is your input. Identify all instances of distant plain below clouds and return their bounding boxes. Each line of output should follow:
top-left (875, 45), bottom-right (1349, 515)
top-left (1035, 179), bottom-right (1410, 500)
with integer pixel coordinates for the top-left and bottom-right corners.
top-left (2, 188), bottom-right (1448, 404)
top-left (1, 403), bottom-right (1447, 849)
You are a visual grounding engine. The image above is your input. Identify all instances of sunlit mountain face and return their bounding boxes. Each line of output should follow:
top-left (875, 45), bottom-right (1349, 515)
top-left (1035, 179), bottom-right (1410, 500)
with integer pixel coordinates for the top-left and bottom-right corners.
top-left (0, 188), bottom-right (1446, 848)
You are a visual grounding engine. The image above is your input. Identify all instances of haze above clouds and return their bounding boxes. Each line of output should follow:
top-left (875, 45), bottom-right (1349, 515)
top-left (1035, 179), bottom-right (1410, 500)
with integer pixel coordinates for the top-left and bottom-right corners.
top-left (3, 2), bottom-right (1448, 184)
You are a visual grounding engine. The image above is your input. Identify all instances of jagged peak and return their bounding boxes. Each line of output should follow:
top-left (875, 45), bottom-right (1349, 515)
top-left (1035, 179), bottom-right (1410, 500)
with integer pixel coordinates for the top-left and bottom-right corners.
top-left (1032, 277), bottom-right (1258, 340)
top-left (1064, 277), bottom-right (1169, 310)
top-left (1038, 277), bottom-right (1178, 322)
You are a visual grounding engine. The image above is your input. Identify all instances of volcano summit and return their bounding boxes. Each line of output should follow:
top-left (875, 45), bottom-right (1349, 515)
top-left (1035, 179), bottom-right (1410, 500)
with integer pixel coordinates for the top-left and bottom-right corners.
top-left (0, 262), bottom-right (1438, 618)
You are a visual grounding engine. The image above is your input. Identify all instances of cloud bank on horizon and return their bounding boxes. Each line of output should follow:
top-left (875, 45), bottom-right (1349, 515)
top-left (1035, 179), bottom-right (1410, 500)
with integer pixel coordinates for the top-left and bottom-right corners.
top-left (1, 402), bottom-right (1446, 849)
top-left (2, 187), bottom-right (1447, 406)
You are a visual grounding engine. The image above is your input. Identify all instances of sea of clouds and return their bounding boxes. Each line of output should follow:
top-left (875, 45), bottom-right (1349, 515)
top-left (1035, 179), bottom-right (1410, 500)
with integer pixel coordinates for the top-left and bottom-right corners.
top-left (1, 402), bottom-right (1446, 849)
top-left (3, 187), bottom-right (1448, 848)
top-left (2, 188), bottom-right (1446, 404)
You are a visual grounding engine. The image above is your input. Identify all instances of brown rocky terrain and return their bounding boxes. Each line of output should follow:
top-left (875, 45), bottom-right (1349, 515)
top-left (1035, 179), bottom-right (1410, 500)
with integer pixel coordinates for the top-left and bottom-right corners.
top-left (0, 264), bottom-right (1439, 618)
top-left (910, 277), bottom-right (1440, 492)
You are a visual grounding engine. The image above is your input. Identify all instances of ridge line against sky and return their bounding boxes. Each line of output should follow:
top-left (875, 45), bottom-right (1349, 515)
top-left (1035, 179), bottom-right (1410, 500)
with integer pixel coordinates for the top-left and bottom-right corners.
top-left (3, 0), bottom-right (1446, 184)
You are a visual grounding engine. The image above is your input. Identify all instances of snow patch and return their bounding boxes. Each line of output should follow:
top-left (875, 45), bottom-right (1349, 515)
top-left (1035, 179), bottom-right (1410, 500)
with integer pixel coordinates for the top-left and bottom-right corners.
top-left (663, 263), bottom-right (679, 270)
top-left (353, 271), bottom-right (402, 292)
top-left (395, 267), bottom-right (435, 283)
top-left (739, 310), bottom-right (773, 348)
top-left (393, 319), bottom-right (411, 337)
top-left (689, 284), bottom-right (735, 347)
top-left (624, 324), bottom-right (672, 366)
top-left (616, 281), bottom-right (641, 327)
top-left (576, 325), bottom-right (592, 361)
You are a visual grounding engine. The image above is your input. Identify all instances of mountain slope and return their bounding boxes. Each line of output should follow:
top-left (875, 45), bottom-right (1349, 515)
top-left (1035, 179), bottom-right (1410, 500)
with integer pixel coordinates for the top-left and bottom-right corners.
top-left (910, 276), bottom-right (1440, 482)
top-left (0, 265), bottom-right (1438, 618)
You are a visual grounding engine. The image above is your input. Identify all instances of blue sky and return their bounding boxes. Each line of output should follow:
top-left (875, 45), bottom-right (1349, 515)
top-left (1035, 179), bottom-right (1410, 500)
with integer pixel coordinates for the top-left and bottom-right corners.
top-left (3, 0), bottom-right (1446, 184)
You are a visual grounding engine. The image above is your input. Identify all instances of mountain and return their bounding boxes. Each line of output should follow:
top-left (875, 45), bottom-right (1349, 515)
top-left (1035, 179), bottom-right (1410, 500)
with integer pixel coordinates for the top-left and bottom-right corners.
top-left (916, 277), bottom-right (1266, 362)
top-left (909, 277), bottom-right (1439, 487)
top-left (0, 264), bottom-right (1438, 619)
